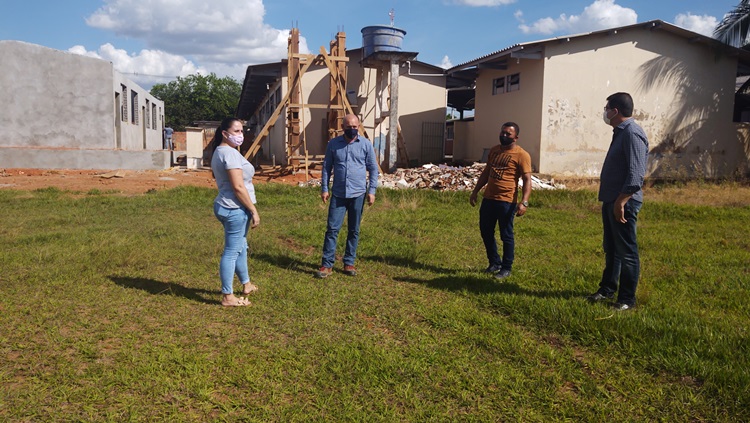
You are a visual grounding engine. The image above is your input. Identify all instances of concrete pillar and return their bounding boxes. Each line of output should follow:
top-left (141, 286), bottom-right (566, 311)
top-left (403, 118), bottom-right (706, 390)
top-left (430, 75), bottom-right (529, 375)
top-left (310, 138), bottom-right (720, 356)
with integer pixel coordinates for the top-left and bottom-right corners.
top-left (387, 59), bottom-right (399, 173)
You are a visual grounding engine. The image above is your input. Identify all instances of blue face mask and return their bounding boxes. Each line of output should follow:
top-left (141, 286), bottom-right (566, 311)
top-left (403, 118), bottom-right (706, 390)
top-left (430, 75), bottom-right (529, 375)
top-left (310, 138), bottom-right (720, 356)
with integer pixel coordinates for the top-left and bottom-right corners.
top-left (344, 128), bottom-right (358, 140)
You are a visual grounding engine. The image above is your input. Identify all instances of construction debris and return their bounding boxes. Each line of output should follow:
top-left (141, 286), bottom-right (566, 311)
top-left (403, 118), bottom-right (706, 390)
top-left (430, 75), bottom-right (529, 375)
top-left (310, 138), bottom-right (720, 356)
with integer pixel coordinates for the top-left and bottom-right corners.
top-left (299, 163), bottom-right (566, 191)
top-left (99, 170), bottom-right (127, 179)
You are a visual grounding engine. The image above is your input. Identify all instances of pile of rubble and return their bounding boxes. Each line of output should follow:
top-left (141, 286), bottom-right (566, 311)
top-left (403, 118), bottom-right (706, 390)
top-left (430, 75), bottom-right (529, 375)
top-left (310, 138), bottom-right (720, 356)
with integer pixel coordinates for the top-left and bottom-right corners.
top-left (299, 163), bottom-right (565, 191)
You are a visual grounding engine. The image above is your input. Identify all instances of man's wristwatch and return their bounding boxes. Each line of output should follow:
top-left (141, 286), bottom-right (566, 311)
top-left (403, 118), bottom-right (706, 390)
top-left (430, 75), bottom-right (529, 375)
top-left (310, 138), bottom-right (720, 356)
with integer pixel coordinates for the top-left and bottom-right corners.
top-left (521, 201), bottom-right (529, 207)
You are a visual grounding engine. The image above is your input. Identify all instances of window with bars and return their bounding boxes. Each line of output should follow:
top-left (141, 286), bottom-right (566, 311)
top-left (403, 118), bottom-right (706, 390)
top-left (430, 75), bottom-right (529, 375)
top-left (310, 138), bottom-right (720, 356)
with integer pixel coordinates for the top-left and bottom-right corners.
top-left (491, 73), bottom-right (521, 95)
top-left (507, 73), bottom-right (520, 92)
top-left (492, 77), bottom-right (505, 95)
top-left (121, 85), bottom-right (128, 122)
top-left (131, 91), bottom-right (139, 125)
top-left (145, 100), bottom-right (150, 128)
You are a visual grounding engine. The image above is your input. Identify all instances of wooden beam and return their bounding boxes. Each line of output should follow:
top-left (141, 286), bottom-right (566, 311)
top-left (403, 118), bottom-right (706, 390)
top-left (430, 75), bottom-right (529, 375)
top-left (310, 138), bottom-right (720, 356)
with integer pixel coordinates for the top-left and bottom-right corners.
top-left (292, 53), bottom-right (348, 62)
top-left (318, 47), bottom-right (368, 138)
top-left (287, 28), bottom-right (301, 163)
top-left (243, 55), bottom-right (318, 160)
top-left (289, 104), bottom-right (346, 109)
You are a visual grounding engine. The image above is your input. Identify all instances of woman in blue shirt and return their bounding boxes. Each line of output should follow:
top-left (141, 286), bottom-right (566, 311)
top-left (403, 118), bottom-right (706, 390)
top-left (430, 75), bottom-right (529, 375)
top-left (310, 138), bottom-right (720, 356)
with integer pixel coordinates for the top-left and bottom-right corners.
top-left (210, 117), bottom-right (260, 306)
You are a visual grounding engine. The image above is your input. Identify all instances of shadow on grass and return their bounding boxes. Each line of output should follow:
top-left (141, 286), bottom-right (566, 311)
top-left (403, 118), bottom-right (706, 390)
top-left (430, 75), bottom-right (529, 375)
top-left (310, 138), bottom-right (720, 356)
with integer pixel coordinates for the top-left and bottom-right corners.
top-left (252, 252), bottom-right (319, 274)
top-left (359, 254), bottom-right (459, 275)
top-left (395, 274), bottom-right (581, 299)
top-left (109, 276), bottom-right (216, 305)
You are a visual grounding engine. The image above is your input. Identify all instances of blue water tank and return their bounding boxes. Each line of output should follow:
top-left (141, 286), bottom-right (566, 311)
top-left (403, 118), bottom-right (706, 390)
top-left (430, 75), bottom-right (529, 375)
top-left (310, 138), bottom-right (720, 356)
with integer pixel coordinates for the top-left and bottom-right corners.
top-left (361, 25), bottom-right (407, 57)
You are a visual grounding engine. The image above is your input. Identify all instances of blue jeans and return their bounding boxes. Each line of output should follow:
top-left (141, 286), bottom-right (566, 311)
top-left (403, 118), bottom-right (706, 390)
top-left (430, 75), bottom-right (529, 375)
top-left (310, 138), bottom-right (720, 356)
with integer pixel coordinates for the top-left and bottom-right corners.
top-left (479, 198), bottom-right (517, 271)
top-left (321, 194), bottom-right (366, 268)
top-left (599, 199), bottom-right (642, 306)
top-left (214, 203), bottom-right (251, 294)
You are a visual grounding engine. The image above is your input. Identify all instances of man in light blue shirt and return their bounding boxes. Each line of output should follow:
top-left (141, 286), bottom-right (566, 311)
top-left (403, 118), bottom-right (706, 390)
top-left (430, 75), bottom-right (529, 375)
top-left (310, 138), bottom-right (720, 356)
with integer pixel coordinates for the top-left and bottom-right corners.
top-left (163, 126), bottom-right (174, 150)
top-left (316, 114), bottom-right (379, 278)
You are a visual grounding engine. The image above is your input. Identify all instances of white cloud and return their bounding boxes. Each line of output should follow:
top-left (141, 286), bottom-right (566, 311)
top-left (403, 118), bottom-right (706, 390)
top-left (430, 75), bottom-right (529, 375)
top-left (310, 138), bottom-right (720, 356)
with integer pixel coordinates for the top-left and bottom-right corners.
top-left (674, 13), bottom-right (718, 37)
top-left (450, 0), bottom-right (516, 6)
top-left (518, 0), bottom-right (637, 35)
top-left (69, 44), bottom-right (207, 88)
top-left (80, 0), bottom-right (309, 83)
top-left (439, 55), bottom-right (453, 69)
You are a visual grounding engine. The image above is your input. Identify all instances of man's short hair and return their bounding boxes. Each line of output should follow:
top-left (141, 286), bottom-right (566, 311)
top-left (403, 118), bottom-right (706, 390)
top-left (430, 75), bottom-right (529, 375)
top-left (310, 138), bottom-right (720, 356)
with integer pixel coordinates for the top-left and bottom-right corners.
top-left (502, 121), bottom-right (520, 136)
top-left (606, 92), bottom-right (634, 117)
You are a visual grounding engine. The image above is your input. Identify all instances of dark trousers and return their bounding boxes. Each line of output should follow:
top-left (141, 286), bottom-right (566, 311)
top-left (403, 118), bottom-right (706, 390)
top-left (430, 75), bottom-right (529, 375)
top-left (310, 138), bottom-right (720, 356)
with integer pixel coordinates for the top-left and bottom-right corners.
top-left (479, 198), bottom-right (517, 270)
top-left (599, 199), bottom-right (642, 305)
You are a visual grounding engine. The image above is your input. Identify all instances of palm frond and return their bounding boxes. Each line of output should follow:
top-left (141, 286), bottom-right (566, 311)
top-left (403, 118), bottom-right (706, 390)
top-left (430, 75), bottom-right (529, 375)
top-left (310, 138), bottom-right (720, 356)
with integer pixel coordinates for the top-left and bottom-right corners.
top-left (714, 1), bottom-right (750, 47)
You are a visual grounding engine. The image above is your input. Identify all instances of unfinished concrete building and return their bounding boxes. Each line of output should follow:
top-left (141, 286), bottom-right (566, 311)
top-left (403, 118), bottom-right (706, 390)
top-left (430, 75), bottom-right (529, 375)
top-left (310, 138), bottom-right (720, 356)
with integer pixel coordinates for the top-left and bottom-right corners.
top-left (0, 41), bottom-right (168, 170)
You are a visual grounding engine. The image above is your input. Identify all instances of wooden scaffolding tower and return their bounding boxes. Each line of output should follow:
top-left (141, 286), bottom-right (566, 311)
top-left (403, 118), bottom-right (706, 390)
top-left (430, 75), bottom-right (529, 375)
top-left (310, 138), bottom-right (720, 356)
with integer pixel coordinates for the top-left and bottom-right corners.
top-left (242, 28), bottom-right (361, 173)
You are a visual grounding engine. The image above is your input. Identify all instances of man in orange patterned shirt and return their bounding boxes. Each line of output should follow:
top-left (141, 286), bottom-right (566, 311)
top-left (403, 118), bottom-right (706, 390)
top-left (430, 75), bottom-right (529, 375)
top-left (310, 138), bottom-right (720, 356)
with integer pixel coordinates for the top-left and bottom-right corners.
top-left (469, 122), bottom-right (532, 279)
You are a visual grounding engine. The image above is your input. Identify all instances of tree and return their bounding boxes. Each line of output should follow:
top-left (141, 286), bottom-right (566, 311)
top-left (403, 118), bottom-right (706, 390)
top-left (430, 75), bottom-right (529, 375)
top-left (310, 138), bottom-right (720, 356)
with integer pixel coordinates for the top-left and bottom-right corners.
top-left (714, 0), bottom-right (750, 47)
top-left (150, 73), bottom-right (243, 130)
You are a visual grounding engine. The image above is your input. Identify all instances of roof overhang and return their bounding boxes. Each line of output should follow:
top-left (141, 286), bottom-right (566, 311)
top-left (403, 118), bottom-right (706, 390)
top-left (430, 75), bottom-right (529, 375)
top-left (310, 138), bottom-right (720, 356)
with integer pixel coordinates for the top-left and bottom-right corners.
top-left (360, 50), bottom-right (419, 68)
top-left (235, 62), bottom-right (284, 120)
top-left (443, 20), bottom-right (750, 110)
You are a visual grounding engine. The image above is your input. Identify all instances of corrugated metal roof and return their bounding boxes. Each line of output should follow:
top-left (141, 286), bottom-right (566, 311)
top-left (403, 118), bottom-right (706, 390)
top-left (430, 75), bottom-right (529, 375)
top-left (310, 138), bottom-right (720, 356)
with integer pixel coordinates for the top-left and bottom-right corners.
top-left (447, 19), bottom-right (750, 74)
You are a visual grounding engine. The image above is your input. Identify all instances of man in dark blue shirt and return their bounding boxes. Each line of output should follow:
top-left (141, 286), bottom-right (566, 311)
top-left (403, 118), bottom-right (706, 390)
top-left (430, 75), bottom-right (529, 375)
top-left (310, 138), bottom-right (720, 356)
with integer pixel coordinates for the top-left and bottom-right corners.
top-left (316, 114), bottom-right (379, 278)
top-left (587, 92), bottom-right (649, 311)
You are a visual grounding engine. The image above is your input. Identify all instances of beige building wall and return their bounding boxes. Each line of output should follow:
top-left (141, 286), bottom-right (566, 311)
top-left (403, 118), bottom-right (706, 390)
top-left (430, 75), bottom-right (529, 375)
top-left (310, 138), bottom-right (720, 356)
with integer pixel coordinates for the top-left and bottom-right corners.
top-left (467, 58), bottom-right (544, 170)
top-left (353, 60), bottom-right (446, 165)
top-left (541, 29), bottom-right (741, 177)
top-left (395, 63), bottom-right (448, 163)
top-left (452, 120), bottom-right (476, 161)
top-left (255, 78), bottom-right (285, 163)
top-left (347, 55), bottom-right (378, 141)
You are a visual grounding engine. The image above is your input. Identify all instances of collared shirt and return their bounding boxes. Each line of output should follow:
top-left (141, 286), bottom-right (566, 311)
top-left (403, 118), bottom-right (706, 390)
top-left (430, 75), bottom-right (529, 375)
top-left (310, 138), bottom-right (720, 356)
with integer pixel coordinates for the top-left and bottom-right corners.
top-left (598, 118), bottom-right (649, 203)
top-left (321, 135), bottom-right (379, 198)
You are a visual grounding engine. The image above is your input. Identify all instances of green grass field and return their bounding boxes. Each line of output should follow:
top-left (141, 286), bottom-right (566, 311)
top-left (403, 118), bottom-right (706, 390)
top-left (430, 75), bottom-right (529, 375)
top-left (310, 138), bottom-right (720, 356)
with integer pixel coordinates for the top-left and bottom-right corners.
top-left (0, 183), bottom-right (748, 421)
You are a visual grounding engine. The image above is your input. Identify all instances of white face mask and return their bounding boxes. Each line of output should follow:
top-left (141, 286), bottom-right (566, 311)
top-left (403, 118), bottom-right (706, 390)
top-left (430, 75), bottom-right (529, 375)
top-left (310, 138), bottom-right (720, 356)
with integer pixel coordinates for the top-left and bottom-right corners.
top-left (603, 109), bottom-right (617, 125)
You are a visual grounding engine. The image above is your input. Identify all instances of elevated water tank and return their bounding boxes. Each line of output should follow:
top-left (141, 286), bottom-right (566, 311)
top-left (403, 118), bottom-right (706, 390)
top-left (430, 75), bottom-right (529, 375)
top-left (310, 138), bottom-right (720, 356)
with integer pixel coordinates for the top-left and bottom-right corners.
top-left (361, 25), bottom-right (407, 57)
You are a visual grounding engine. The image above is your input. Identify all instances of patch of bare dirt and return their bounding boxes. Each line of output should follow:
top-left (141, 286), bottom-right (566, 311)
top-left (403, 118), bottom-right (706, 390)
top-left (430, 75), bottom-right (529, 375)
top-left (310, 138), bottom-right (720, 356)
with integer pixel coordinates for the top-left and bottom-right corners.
top-left (0, 167), bottom-right (321, 195)
top-left (3, 167), bottom-right (749, 207)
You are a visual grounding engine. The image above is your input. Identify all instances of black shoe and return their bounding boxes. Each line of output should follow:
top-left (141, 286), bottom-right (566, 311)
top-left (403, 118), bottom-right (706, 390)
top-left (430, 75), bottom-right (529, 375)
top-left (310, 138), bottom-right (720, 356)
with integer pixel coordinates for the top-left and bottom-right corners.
top-left (494, 269), bottom-right (512, 279)
top-left (484, 264), bottom-right (502, 273)
top-left (586, 292), bottom-right (614, 302)
top-left (612, 302), bottom-right (633, 311)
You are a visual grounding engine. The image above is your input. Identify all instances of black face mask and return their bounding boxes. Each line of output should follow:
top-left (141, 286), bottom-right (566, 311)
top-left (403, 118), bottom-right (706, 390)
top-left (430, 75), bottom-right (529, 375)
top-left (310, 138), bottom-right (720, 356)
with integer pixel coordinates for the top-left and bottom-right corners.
top-left (344, 128), bottom-right (358, 140)
top-left (499, 135), bottom-right (514, 145)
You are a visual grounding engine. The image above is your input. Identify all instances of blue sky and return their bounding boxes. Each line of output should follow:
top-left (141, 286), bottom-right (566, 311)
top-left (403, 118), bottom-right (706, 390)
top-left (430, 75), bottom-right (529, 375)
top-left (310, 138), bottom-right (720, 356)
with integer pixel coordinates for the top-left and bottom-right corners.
top-left (0, 0), bottom-right (738, 88)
